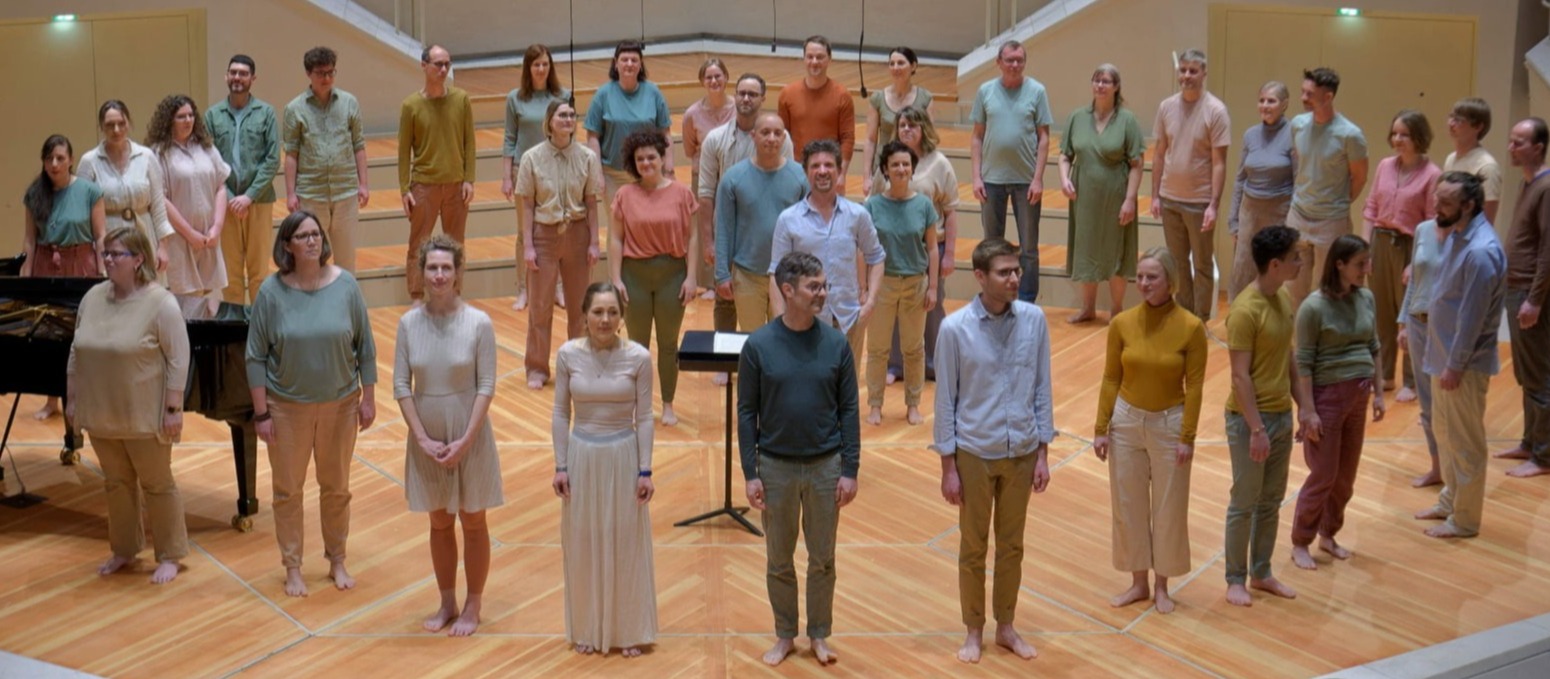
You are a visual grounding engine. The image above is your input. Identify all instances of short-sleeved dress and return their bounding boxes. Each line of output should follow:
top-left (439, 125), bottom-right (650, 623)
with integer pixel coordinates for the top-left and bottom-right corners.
top-left (394, 304), bottom-right (503, 514)
top-left (1063, 105), bottom-right (1145, 282)
top-left (869, 86), bottom-right (934, 148)
top-left (161, 141), bottom-right (232, 296)
top-left (78, 142), bottom-right (174, 248)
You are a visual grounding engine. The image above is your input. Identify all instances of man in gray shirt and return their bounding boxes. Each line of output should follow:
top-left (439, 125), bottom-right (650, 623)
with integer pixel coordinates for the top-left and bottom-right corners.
top-left (932, 238), bottom-right (1053, 663)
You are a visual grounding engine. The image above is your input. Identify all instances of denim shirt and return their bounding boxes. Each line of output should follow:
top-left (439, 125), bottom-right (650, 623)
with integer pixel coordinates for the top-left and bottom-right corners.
top-left (1424, 212), bottom-right (1506, 376)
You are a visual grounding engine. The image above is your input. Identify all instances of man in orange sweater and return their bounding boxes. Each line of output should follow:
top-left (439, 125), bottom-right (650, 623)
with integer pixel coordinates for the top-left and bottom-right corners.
top-left (778, 35), bottom-right (855, 188)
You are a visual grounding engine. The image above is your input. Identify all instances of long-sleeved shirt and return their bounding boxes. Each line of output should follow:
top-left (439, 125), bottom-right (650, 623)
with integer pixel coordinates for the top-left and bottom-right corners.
top-left (1507, 170), bottom-right (1550, 305)
top-left (205, 96), bottom-right (281, 203)
top-left (738, 319), bottom-right (860, 480)
top-left (696, 121), bottom-right (795, 202)
top-left (1400, 219), bottom-right (1445, 319)
top-left (1362, 155), bottom-right (1439, 236)
top-left (552, 338), bottom-right (654, 470)
top-left (246, 270), bottom-right (378, 402)
top-left (1094, 299), bottom-right (1208, 444)
top-left (1296, 288), bottom-right (1379, 385)
top-left (1424, 211), bottom-right (1506, 377)
top-left (68, 282), bottom-right (190, 442)
top-left (769, 197), bottom-right (886, 332)
top-left (283, 88), bottom-right (366, 203)
top-left (1230, 118), bottom-right (1294, 233)
top-left (502, 87), bottom-right (571, 161)
top-left (397, 87), bottom-right (476, 192)
top-left (714, 159), bottom-right (807, 282)
top-left (777, 78), bottom-right (856, 164)
top-left (932, 295), bottom-right (1055, 458)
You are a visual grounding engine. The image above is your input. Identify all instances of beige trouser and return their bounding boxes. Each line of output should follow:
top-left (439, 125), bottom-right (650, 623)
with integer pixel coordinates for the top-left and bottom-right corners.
top-left (1228, 194), bottom-right (1290, 303)
top-left (866, 274), bottom-right (927, 408)
top-left (1432, 371), bottom-right (1490, 536)
top-left (732, 267), bottom-right (773, 332)
top-left (1286, 211), bottom-right (1351, 308)
top-left (836, 317), bottom-right (866, 380)
top-left (267, 390), bottom-right (360, 569)
top-left (92, 436), bottom-right (189, 562)
top-left (299, 198), bottom-right (360, 272)
top-left (956, 451), bottom-right (1035, 627)
top-left (1107, 399), bottom-right (1191, 576)
top-left (220, 201), bottom-right (274, 305)
top-left (405, 182), bottom-right (470, 297)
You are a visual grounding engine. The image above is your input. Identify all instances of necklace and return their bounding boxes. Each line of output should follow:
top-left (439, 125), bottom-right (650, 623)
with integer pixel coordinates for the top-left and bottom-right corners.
top-left (588, 338), bottom-right (620, 378)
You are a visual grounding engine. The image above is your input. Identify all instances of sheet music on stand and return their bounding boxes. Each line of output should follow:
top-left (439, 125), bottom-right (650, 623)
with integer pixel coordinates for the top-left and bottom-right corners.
top-left (712, 332), bottom-right (748, 355)
top-left (675, 330), bottom-right (761, 535)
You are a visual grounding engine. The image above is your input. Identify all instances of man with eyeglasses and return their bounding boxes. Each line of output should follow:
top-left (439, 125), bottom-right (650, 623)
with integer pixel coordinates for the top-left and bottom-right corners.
top-left (206, 54), bottom-right (280, 305)
top-left (283, 46), bottom-right (369, 271)
top-left (970, 41), bottom-right (1053, 303)
top-left (1151, 48), bottom-right (1231, 320)
top-left (397, 44), bottom-right (476, 301)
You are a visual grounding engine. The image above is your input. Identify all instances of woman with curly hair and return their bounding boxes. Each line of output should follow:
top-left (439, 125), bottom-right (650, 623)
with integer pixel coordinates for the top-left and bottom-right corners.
top-left (146, 94), bottom-right (231, 297)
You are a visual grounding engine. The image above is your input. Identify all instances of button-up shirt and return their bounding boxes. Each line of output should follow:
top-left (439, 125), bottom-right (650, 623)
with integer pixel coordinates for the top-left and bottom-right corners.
top-left (769, 196), bottom-right (886, 332)
top-left (1362, 155), bottom-right (1440, 236)
top-left (514, 140), bottom-right (603, 226)
top-left (1424, 211), bottom-right (1506, 377)
top-left (931, 295), bottom-right (1055, 458)
top-left (283, 87), bottom-right (365, 203)
top-left (206, 96), bottom-right (280, 203)
top-left (696, 120), bottom-right (794, 202)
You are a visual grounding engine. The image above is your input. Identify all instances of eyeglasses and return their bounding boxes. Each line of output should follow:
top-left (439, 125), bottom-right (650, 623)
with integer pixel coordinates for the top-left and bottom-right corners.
top-left (290, 231), bottom-right (324, 242)
top-left (310, 68), bottom-right (337, 78)
top-left (102, 249), bottom-right (134, 261)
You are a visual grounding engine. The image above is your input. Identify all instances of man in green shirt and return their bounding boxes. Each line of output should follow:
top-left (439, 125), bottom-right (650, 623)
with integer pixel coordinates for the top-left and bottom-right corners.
top-left (207, 54), bottom-right (281, 305)
top-left (398, 44), bottom-right (476, 300)
top-left (283, 46), bottom-right (369, 271)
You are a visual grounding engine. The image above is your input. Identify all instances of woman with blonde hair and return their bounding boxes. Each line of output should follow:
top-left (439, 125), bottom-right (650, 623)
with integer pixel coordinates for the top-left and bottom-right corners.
top-left (1228, 81), bottom-right (1295, 302)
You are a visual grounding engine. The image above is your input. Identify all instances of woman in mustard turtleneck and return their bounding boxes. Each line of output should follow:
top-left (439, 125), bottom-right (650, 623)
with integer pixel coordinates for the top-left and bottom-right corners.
top-left (1092, 248), bottom-right (1208, 614)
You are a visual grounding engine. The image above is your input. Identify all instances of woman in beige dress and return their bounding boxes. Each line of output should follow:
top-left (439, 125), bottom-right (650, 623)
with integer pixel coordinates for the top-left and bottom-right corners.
top-left (551, 282), bottom-right (657, 657)
top-left (395, 234), bottom-right (501, 637)
top-left (66, 225), bottom-right (190, 584)
top-left (77, 100), bottom-right (173, 270)
top-left (146, 94), bottom-right (230, 297)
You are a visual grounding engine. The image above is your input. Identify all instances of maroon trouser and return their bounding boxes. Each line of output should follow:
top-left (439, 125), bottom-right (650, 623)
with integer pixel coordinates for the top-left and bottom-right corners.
top-left (1292, 377), bottom-right (1371, 546)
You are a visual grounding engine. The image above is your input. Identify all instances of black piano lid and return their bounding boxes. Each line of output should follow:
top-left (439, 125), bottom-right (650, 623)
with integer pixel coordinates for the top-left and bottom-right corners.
top-left (0, 275), bottom-right (102, 307)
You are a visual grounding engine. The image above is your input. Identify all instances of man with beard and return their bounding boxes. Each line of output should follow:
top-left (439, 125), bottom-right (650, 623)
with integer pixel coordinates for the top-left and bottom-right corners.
top-left (206, 54), bottom-right (280, 304)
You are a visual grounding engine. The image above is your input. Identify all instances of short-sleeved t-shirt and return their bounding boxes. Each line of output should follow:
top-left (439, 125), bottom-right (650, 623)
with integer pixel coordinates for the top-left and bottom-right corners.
top-left (970, 77), bottom-right (1054, 184)
top-left (1290, 112), bottom-right (1368, 221)
top-left (1153, 92), bottom-right (1231, 203)
top-left (584, 81), bottom-right (672, 171)
top-left (1226, 284), bottom-right (1295, 413)
top-left (865, 192), bottom-right (938, 277)
top-left (1443, 146), bottom-right (1503, 202)
top-left (39, 179), bottom-right (104, 246)
top-left (611, 180), bottom-right (697, 260)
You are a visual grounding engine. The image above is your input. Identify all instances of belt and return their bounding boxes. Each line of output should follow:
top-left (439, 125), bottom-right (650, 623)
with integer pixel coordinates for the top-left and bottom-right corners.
top-left (119, 207), bottom-right (137, 221)
top-left (1374, 227), bottom-right (1411, 239)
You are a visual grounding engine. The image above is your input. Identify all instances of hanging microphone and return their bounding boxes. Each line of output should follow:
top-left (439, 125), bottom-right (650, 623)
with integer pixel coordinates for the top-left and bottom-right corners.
top-left (771, 1), bottom-right (777, 53)
top-left (857, 0), bottom-right (867, 97)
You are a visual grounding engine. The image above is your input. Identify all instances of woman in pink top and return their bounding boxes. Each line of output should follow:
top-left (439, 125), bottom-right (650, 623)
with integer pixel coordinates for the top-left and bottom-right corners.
top-left (681, 58), bottom-right (733, 301)
top-left (608, 131), bottom-right (699, 426)
top-left (1362, 109), bottom-right (1439, 403)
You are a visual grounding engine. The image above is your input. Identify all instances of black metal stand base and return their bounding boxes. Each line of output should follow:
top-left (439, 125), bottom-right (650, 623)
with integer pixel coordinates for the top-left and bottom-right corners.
top-left (674, 503), bottom-right (761, 536)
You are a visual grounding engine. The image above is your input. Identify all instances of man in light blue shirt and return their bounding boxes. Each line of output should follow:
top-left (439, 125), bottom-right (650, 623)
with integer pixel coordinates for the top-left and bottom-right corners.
top-left (970, 41), bottom-right (1053, 303)
top-left (1416, 171), bottom-right (1506, 539)
top-left (768, 139), bottom-right (886, 364)
top-left (1287, 67), bottom-right (1368, 305)
top-left (931, 238), bottom-right (1052, 663)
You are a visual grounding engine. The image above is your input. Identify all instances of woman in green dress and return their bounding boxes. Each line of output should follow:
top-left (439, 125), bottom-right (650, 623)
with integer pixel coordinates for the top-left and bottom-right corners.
top-left (1058, 63), bottom-right (1145, 324)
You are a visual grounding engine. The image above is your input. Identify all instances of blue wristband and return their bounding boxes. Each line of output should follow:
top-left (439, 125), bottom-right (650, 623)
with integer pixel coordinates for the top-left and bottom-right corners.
top-left (638, 470), bottom-right (652, 478)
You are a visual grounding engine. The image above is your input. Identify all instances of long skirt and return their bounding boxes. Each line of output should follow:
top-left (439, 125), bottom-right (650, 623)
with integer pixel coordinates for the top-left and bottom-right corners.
top-left (561, 429), bottom-right (658, 649)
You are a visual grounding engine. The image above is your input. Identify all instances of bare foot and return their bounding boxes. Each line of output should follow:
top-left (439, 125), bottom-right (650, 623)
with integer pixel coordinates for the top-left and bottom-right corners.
top-left (512, 291), bottom-right (528, 311)
top-left (284, 567), bottom-right (309, 597)
top-left (1067, 309), bottom-right (1096, 324)
top-left (1495, 445), bottom-right (1529, 460)
top-left (711, 372), bottom-right (729, 386)
top-left (1411, 471), bottom-right (1442, 488)
top-left (150, 560), bottom-right (181, 584)
top-left (527, 373), bottom-right (546, 390)
top-left (1290, 545), bottom-right (1318, 570)
top-left (448, 598), bottom-right (480, 637)
top-left (98, 555), bottom-right (134, 576)
top-left (573, 644), bottom-right (595, 655)
top-left (661, 403), bottom-right (679, 427)
top-left (621, 646), bottom-right (644, 658)
top-left (761, 638), bottom-right (794, 666)
top-left (1318, 536), bottom-right (1353, 560)
top-left (994, 624), bottom-right (1037, 659)
top-left (810, 637), bottom-right (838, 665)
top-left (885, 371), bottom-right (898, 385)
top-left (1154, 589), bottom-right (1176, 614)
top-left (699, 288), bottom-right (716, 301)
top-left (1109, 583), bottom-right (1150, 608)
top-left (1506, 461), bottom-right (1550, 478)
top-left (866, 407), bottom-right (882, 426)
top-left (329, 561), bottom-right (356, 590)
top-left (1225, 583), bottom-right (1253, 607)
top-left (1395, 386), bottom-right (1417, 403)
top-left (1250, 576), bottom-right (1297, 600)
top-left (424, 601), bottom-right (458, 631)
top-left (1424, 523), bottom-right (1476, 539)
top-left (33, 398), bottom-right (59, 421)
top-left (1414, 506), bottom-right (1449, 521)
top-left (956, 628), bottom-right (983, 663)
top-left (906, 406), bottom-right (924, 426)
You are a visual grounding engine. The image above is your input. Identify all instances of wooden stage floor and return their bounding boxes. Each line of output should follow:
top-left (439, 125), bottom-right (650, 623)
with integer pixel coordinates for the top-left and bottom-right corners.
top-left (0, 296), bottom-right (1546, 678)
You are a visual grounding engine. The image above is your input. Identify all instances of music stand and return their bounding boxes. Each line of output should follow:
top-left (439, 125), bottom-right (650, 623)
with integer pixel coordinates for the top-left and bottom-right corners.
top-left (674, 330), bottom-right (761, 536)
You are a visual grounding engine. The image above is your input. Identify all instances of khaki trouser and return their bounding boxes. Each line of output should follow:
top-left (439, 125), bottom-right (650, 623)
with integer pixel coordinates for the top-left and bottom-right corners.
top-left (1224, 410), bottom-right (1293, 584)
top-left (620, 255), bottom-right (688, 402)
top-left (1228, 194), bottom-right (1290, 303)
top-left (1285, 211), bottom-right (1352, 308)
top-left (1370, 228), bottom-right (1414, 389)
top-left (956, 450), bottom-right (1035, 627)
top-left (1107, 399), bottom-right (1191, 577)
top-left (525, 221), bottom-right (591, 380)
top-left (1432, 370), bottom-right (1490, 536)
top-left (1160, 199), bottom-right (1216, 319)
top-left (866, 274), bottom-right (927, 408)
top-left (220, 201), bottom-right (274, 304)
top-left (92, 436), bottom-right (189, 562)
top-left (732, 266), bottom-right (773, 332)
top-left (298, 198), bottom-right (359, 272)
top-left (405, 182), bottom-right (470, 297)
top-left (268, 390), bottom-right (360, 569)
top-left (759, 452), bottom-right (842, 639)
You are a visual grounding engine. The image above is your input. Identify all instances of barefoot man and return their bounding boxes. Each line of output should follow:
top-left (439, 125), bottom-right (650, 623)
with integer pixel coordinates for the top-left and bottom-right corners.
top-left (1498, 118), bottom-right (1550, 478)
top-left (1223, 224), bottom-right (1310, 606)
top-left (932, 238), bottom-right (1053, 662)
top-left (739, 251), bottom-right (861, 666)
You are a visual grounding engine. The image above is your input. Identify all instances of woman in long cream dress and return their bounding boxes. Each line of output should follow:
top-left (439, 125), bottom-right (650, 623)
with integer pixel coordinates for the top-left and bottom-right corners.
top-left (551, 282), bottom-right (657, 657)
top-left (147, 94), bottom-right (231, 297)
top-left (395, 234), bottom-right (501, 636)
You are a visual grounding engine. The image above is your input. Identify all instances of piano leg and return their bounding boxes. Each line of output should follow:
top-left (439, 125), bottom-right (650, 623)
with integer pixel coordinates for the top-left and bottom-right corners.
top-left (60, 418), bottom-right (81, 466)
top-left (229, 421), bottom-right (259, 532)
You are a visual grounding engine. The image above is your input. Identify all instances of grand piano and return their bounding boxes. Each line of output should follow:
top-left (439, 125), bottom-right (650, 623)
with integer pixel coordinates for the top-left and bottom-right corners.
top-left (0, 267), bottom-right (262, 531)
